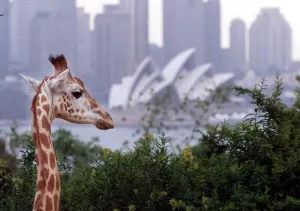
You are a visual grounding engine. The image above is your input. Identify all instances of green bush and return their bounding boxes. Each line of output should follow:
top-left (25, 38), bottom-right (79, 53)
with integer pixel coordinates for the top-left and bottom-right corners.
top-left (1, 75), bottom-right (300, 210)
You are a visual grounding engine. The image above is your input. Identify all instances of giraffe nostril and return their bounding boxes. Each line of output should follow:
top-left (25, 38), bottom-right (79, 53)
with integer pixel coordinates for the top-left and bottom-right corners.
top-left (106, 112), bottom-right (112, 119)
top-left (95, 109), bottom-right (112, 120)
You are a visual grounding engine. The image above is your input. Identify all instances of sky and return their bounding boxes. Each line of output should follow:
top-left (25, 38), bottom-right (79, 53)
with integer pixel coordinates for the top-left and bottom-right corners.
top-left (76, 0), bottom-right (300, 60)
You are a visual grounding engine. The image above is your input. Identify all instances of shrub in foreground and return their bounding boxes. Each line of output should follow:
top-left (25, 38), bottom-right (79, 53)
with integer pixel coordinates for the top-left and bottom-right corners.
top-left (1, 76), bottom-right (300, 210)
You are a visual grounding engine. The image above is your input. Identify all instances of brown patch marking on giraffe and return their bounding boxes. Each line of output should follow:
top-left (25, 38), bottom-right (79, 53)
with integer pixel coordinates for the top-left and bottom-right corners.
top-left (81, 110), bottom-right (84, 114)
top-left (41, 116), bottom-right (50, 131)
top-left (40, 133), bottom-right (50, 149)
top-left (76, 109), bottom-right (80, 113)
top-left (36, 207), bottom-right (44, 211)
top-left (59, 103), bottom-right (63, 111)
top-left (49, 152), bottom-right (56, 169)
top-left (55, 174), bottom-right (60, 190)
top-left (74, 114), bottom-right (78, 119)
top-left (34, 193), bottom-right (43, 209)
top-left (69, 108), bottom-right (74, 114)
top-left (53, 194), bottom-right (59, 211)
top-left (40, 149), bottom-right (48, 164)
top-left (66, 101), bottom-right (71, 107)
top-left (36, 179), bottom-right (46, 191)
top-left (41, 95), bottom-right (47, 103)
top-left (79, 116), bottom-right (82, 120)
top-left (45, 195), bottom-right (53, 211)
top-left (36, 97), bottom-right (40, 107)
top-left (33, 132), bottom-right (38, 145)
top-left (47, 174), bottom-right (55, 193)
top-left (35, 153), bottom-right (40, 166)
top-left (40, 168), bottom-right (49, 179)
top-left (64, 104), bottom-right (67, 111)
top-left (37, 109), bottom-right (42, 116)
top-left (43, 104), bottom-right (50, 115)
top-left (54, 105), bottom-right (58, 114)
top-left (57, 197), bottom-right (60, 211)
top-left (67, 96), bottom-right (70, 100)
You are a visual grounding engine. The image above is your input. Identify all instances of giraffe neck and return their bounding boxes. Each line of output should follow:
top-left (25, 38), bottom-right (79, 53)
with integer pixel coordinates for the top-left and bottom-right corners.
top-left (31, 84), bottom-right (60, 211)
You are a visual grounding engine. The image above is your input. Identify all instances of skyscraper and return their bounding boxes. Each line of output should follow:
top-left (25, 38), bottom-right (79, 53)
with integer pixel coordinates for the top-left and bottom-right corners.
top-left (119, 0), bottom-right (149, 74)
top-left (76, 8), bottom-right (91, 75)
top-left (221, 48), bottom-right (231, 72)
top-left (11, 0), bottom-right (76, 69)
top-left (163, 0), bottom-right (204, 66)
top-left (30, 12), bottom-right (76, 76)
top-left (119, 0), bottom-right (131, 12)
top-left (229, 19), bottom-right (246, 75)
top-left (94, 10), bottom-right (131, 101)
top-left (203, 0), bottom-right (222, 71)
top-left (249, 8), bottom-right (292, 74)
top-left (103, 4), bottom-right (119, 13)
top-left (0, 0), bottom-right (9, 78)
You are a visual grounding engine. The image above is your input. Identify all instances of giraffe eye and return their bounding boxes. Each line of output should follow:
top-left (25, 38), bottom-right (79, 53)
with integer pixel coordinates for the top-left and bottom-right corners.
top-left (72, 91), bottom-right (82, 99)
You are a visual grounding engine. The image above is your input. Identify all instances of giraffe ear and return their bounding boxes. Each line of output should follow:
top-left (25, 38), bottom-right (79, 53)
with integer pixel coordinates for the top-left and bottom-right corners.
top-left (48, 69), bottom-right (70, 90)
top-left (19, 73), bottom-right (40, 92)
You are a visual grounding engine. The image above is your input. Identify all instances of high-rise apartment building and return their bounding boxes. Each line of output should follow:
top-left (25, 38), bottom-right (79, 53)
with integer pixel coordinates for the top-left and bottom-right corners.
top-left (119, 0), bottom-right (149, 73)
top-left (229, 19), bottom-right (246, 75)
top-left (94, 10), bottom-right (131, 101)
top-left (0, 0), bottom-right (9, 78)
top-left (76, 8), bottom-right (91, 76)
top-left (10, 0), bottom-right (76, 70)
top-left (163, 0), bottom-right (205, 65)
top-left (249, 8), bottom-right (292, 74)
top-left (203, 0), bottom-right (222, 70)
top-left (30, 12), bottom-right (76, 76)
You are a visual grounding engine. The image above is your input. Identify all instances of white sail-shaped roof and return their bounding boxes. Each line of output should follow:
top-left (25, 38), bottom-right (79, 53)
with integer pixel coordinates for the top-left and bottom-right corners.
top-left (108, 48), bottom-right (235, 109)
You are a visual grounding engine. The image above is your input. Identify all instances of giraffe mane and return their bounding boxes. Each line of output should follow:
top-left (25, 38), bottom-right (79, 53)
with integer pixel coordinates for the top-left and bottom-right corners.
top-left (48, 54), bottom-right (69, 76)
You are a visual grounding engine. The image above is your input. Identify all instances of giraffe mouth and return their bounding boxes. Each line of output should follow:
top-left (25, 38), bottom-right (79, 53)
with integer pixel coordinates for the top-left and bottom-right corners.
top-left (96, 120), bottom-right (114, 130)
top-left (95, 112), bottom-right (114, 130)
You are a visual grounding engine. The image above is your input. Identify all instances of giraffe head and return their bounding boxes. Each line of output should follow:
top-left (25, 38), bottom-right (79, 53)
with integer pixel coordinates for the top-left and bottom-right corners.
top-left (20, 54), bottom-right (114, 130)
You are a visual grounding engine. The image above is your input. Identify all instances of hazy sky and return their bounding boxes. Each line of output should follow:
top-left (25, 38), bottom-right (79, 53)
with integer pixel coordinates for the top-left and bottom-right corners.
top-left (76, 0), bottom-right (300, 60)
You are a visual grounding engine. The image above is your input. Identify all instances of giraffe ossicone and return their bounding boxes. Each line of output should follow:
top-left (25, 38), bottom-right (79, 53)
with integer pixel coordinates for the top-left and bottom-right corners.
top-left (19, 54), bottom-right (114, 211)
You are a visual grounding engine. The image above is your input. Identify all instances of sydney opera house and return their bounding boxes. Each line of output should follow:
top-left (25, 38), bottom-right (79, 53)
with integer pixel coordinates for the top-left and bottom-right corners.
top-left (107, 48), bottom-right (237, 126)
top-left (109, 48), bottom-right (235, 110)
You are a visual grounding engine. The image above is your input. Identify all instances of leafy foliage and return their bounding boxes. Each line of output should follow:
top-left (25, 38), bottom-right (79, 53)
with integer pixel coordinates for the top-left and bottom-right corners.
top-left (127, 81), bottom-right (231, 146)
top-left (1, 75), bottom-right (300, 210)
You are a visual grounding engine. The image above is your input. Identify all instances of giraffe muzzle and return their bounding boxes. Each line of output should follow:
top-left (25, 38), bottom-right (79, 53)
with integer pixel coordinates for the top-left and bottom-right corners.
top-left (95, 111), bottom-right (115, 130)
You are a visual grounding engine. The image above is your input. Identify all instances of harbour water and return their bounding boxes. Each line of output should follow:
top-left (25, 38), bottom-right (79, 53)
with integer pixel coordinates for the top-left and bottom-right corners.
top-left (0, 123), bottom-right (202, 151)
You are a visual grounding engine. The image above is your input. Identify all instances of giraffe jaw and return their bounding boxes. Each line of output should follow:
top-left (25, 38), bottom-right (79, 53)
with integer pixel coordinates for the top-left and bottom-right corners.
top-left (95, 119), bottom-right (114, 130)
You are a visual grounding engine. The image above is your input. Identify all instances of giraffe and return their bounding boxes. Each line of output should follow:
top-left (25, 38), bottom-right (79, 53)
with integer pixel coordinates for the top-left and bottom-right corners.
top-left (19, 54), bottom-right (114, 211)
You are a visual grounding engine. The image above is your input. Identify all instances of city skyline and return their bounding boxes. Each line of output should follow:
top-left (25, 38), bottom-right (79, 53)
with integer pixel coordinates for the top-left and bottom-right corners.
top-left (0, 0), bottom-right (297, 122)
top-left (77, 0), bottom-right (300, 59)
